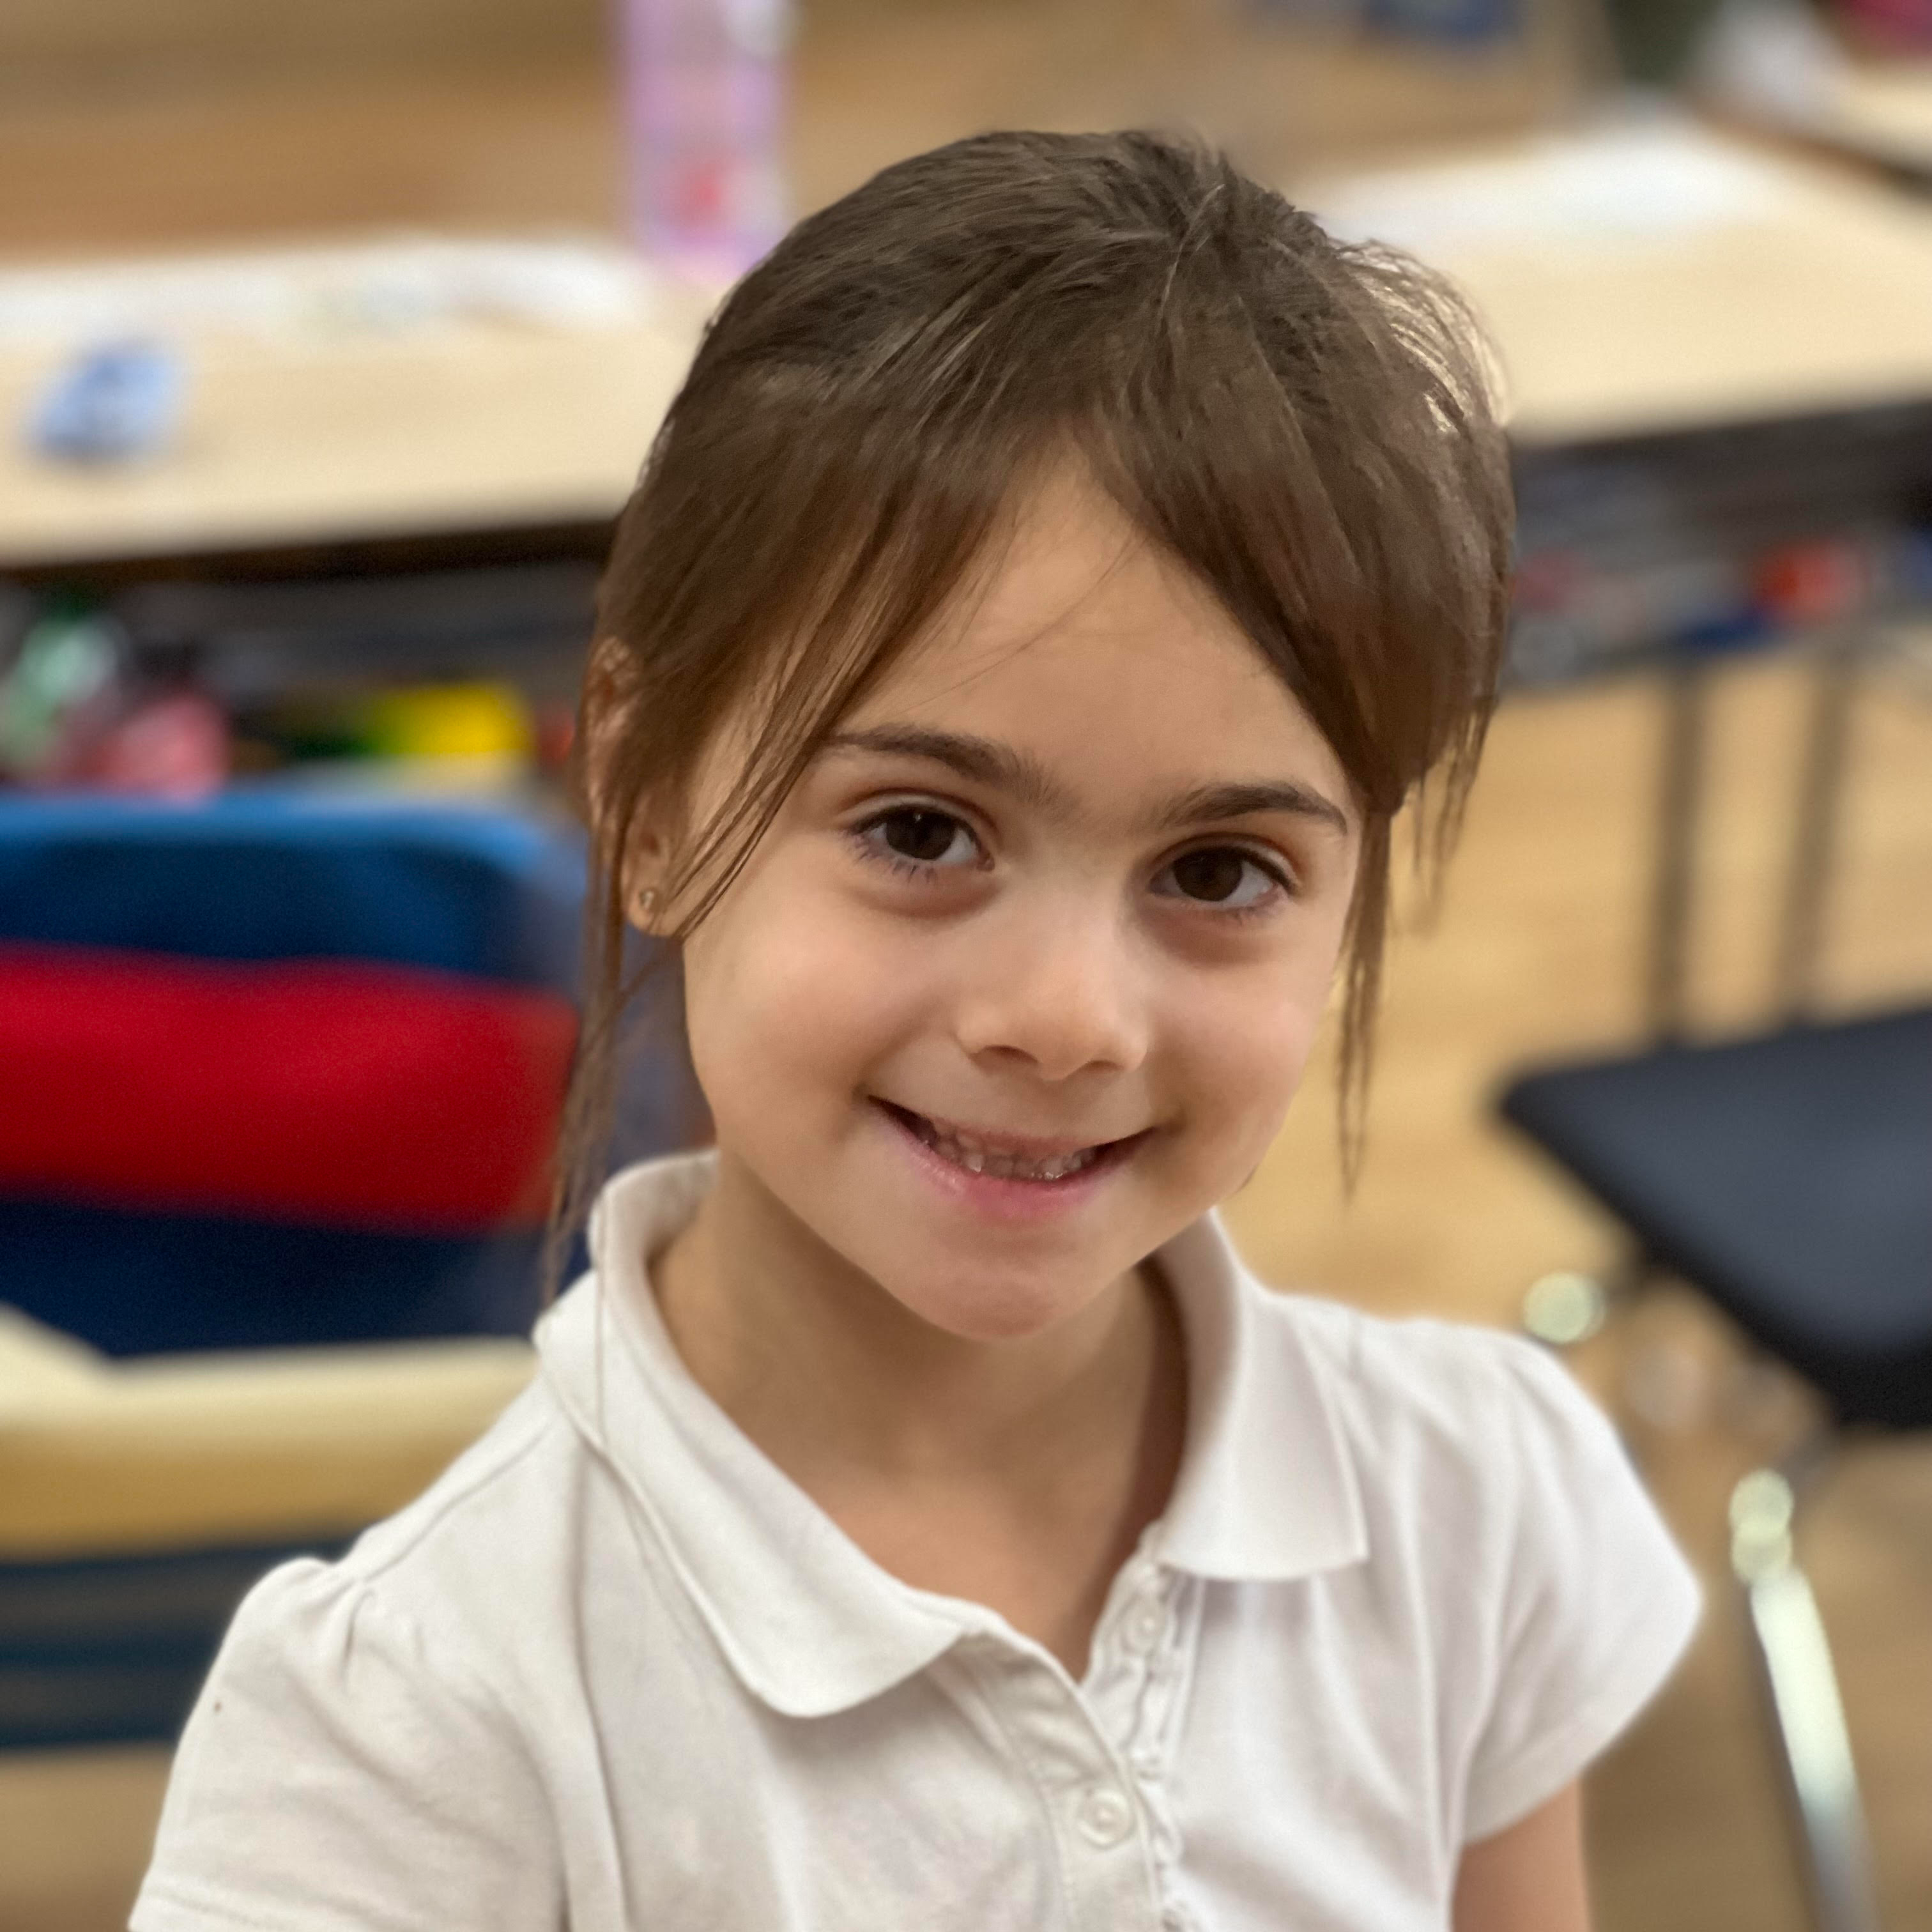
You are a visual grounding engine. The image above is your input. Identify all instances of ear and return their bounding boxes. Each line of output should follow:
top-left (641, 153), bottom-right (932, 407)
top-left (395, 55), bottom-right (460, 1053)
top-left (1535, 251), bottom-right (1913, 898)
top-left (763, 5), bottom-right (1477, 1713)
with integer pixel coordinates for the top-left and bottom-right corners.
top-left (623, 817), bottom-right (675, 933)
top-left (579, 640), bottom-right (673, 932)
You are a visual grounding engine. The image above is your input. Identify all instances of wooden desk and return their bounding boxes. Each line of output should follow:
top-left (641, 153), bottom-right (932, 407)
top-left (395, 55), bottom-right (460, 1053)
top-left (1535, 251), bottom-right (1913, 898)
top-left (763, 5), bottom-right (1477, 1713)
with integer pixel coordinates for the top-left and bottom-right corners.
top-left (1305, 117), bottom-right (1932, 444)
top-left (15, 117), bottom-right (1932, 575)
top-left (1742, 54), bottom-right (1932, 183)
top-left (0, 8), bottom-right (1567, 578)
top-left (0, 247), bottom-right (709, 573)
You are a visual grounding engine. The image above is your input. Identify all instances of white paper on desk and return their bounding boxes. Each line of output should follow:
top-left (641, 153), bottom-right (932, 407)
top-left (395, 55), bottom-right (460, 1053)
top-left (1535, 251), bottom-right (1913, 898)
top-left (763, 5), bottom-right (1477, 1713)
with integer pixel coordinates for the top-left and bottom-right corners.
top-left (0, 238), bottom-right (663, 351)
top-left (1306, 121), bottom-right (1789, 261)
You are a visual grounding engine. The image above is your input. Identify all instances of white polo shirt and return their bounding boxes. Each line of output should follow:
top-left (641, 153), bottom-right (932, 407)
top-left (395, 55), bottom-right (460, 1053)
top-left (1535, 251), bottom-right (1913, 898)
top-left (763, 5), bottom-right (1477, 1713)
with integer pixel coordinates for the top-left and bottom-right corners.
top-left (135, 1149), bottom-right (1699, 1932)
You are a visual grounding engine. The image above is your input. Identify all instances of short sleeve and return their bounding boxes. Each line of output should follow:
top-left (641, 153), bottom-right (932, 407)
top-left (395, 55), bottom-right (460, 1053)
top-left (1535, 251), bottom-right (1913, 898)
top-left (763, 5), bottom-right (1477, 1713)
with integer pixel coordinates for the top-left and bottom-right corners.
top-left (132, 1556), bottom-right (560, 1932)
top-left (1460, 1336), bottom-right (1702, 1842)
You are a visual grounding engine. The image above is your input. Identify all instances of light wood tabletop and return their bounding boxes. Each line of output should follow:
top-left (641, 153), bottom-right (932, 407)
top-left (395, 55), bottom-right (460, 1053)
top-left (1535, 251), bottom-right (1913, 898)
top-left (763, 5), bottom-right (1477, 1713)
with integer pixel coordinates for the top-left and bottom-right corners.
top-left (1750, 52), bottom-right (1932, 177)
top-left (0, 252), bottom-right (709, 571)
top-left (1305, 116), bottom-right (1932, 443)
top-left (14, 113), bottom-right (1932, 572)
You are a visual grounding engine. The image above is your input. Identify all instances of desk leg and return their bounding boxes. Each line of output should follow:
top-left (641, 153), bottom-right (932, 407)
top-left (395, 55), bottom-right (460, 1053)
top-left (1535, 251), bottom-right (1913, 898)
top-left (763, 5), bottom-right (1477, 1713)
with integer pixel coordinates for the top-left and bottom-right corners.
top-left (1648, 661), bottom-right (1708, 1039)
top-left (1775, 631), bottom-right (1859, 1020)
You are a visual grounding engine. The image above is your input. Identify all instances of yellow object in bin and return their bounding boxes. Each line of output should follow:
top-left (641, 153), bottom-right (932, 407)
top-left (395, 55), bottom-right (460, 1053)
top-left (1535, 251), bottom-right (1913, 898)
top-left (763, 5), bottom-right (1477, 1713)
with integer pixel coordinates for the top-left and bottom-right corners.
top-left (361, 682), bottom-right (535, 763)
top-left (0, 1303), bottom-right (533, 1560)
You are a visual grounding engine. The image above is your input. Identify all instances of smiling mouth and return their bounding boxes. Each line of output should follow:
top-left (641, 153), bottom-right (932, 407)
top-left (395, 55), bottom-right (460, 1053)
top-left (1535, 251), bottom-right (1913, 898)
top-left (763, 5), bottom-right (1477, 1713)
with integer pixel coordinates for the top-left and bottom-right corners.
top-left (876, 1101), bottom-right (1137, 1183)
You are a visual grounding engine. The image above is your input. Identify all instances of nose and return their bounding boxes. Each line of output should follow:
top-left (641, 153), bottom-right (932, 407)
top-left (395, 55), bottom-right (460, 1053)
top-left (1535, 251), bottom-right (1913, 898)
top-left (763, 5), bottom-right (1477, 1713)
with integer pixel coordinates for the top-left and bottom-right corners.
top-left (952, 890), bottom-right (1150, 1083)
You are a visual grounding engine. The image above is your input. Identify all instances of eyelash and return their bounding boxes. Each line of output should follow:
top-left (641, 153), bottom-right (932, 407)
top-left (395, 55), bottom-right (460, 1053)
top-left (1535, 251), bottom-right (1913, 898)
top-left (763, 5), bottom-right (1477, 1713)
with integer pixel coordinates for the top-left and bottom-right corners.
top-left (844, 804), bottom-right (1297, 921)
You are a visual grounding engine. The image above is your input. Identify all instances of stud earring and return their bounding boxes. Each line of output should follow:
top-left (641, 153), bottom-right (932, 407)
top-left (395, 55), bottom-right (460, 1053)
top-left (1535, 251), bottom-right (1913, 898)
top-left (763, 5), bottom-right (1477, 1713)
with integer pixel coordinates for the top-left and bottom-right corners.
top-left (634, 885), bottom-right (659, 922)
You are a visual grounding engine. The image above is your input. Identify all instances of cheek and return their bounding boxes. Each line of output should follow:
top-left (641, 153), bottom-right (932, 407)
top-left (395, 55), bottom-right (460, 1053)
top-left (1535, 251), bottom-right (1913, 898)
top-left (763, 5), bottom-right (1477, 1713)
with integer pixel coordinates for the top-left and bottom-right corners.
top-left (680, 883), bottom-right (934, 1122)
top-left (1170, 965), bottom-right (1330, 1148)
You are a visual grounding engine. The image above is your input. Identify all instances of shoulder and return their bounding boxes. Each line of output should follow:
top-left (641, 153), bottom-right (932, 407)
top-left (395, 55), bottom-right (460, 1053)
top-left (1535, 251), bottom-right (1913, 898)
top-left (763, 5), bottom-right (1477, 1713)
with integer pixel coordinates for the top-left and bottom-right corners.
top-left (206, 1298), bottom-right (650, 1725)
top-left (1260, 1282), bottom-right (1687, 1592)
top-left (135, 1343), bottom-right (663, 1926)
top-left (200, 1370), bottom-right (574, 1713)
top-left (1258, 1283), bottom-right (1612, 1513)
top-left (340, 1367), bottom-right (572, 1593)
top-left (1248, 1278), bottom-right (1701, 1838)
top-left (136, 1379), bottom-right (592, 1929)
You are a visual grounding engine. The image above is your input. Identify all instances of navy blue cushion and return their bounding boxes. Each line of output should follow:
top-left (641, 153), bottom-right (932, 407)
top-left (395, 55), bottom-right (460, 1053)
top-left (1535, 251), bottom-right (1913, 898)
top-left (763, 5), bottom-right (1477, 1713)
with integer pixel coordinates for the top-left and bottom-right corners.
top-left (0, 1199), bottom-right (544, 1356)
top-left (0, 790), bottom-right (586, 986)
top-left (1499, 1006), bottom-right (1932, 1429)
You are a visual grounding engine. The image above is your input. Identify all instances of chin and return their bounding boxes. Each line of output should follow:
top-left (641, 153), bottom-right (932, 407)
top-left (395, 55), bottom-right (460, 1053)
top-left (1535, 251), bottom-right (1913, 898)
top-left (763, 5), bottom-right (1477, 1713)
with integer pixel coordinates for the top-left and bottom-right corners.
top-left (887, 1265), bottom-right (1105, 1344)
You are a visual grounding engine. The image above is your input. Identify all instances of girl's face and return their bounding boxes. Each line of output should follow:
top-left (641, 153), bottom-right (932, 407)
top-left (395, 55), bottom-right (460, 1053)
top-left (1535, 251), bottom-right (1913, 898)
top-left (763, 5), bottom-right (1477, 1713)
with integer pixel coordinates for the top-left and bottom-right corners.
top-left (668, 466), bottom-right (1361, 1342)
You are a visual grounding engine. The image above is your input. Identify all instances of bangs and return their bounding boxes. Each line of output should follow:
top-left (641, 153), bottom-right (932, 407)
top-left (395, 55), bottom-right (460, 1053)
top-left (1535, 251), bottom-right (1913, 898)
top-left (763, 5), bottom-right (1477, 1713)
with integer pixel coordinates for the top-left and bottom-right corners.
top-left (618, 131), bottom-right (1507, 835)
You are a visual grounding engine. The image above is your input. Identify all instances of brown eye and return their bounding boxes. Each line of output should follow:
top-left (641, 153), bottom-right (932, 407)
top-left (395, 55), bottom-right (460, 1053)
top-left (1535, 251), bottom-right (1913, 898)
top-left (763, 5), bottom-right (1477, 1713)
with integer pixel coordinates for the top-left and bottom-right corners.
top-left (883, 809), bottom-right (965, 862)
top-left (854, 806), bottom-right (980, 873)
top-left (1154, 847), bottom-right (1288, 913)
top-left (1171, 849), bottom-right (1246, 902)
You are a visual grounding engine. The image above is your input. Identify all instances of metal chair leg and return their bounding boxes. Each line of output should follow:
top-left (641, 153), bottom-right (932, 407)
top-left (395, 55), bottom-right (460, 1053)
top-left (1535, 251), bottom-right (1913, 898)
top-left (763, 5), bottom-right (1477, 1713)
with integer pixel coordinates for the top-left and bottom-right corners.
top-left (1730, 1465), bottom-right (1882, 1932)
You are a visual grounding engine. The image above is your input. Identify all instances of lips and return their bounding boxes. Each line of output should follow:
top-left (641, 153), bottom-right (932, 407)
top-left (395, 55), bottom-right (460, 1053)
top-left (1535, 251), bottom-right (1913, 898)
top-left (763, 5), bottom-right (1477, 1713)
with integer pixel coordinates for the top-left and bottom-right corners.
top-left (875, 1100), bottom-right (1139, 1184)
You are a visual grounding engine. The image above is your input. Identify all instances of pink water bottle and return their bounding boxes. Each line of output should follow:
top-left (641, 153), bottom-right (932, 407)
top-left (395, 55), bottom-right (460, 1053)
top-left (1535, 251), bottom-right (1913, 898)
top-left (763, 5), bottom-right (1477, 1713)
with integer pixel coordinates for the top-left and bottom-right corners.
top-left (621, 0), bottom-right (793, 283)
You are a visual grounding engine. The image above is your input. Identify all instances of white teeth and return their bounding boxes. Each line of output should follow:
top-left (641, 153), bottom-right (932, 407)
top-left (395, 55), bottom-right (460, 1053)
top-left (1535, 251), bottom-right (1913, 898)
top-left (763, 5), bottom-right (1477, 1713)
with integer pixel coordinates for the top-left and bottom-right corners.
top-left (905, 1110), bottom-right (1103, 1183)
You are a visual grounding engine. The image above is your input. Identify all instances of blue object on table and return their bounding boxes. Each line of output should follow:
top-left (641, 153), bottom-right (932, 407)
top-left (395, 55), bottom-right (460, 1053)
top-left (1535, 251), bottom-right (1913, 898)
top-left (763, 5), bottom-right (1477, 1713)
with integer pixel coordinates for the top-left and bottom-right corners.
top-left (1361, 0), bottom-right (1518, 42)
top-left (26, 339), bottom-right (188, 463)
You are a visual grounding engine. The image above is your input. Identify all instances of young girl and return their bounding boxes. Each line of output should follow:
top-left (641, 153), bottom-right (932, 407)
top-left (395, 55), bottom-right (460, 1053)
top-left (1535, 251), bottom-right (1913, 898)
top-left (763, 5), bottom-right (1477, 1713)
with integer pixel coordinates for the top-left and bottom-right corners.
top-left (135, 130), bottom-right (1698, 1932)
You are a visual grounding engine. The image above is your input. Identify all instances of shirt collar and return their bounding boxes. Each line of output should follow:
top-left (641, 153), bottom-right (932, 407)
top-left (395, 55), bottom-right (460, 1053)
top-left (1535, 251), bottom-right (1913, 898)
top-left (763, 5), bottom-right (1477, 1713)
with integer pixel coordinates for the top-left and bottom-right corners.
top-left (537, 1149), bottom-right (1366, 1719)
top-left (1147, 1208), bottom-right (1368, 1583)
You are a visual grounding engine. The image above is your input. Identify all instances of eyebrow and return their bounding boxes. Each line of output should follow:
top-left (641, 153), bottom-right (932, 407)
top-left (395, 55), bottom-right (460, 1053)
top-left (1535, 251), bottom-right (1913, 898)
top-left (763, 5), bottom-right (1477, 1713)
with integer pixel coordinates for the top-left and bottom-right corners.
top-left (819, 724), bottom-right (1351, 837)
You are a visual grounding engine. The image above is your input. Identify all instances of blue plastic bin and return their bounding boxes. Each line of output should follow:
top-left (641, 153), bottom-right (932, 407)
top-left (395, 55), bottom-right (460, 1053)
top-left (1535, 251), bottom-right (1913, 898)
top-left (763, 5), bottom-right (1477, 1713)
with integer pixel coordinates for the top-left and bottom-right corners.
top-left (0, 790), bottom-right (634, 1356)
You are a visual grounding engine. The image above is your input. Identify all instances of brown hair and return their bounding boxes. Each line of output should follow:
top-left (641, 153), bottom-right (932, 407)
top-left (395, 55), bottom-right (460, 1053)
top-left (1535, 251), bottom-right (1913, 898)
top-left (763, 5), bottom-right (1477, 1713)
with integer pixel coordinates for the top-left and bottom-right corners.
top-left (555, 128), bottom-right (1512, 1289)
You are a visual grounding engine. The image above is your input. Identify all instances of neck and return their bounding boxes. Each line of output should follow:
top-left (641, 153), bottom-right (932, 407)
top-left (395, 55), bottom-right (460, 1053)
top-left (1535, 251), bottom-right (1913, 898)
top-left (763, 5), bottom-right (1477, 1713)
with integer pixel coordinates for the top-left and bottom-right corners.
top-left (651, 1147), bottom-right (1179, 1492)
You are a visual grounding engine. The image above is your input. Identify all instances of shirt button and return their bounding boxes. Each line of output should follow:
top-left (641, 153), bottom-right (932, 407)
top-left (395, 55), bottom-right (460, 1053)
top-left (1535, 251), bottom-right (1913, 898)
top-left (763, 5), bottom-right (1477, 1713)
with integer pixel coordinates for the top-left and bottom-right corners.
top-left (1075, 1784), bottom-right (1135, 1849)
top-left (1122, 1597), bottom-right (1165, 1654)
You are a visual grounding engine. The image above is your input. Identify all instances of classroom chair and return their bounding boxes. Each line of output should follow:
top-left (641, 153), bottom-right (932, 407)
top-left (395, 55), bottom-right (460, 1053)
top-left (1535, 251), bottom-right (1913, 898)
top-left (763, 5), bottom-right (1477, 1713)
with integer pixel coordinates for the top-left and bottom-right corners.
top-left (1496, 640), bottom-right (1931, 1932)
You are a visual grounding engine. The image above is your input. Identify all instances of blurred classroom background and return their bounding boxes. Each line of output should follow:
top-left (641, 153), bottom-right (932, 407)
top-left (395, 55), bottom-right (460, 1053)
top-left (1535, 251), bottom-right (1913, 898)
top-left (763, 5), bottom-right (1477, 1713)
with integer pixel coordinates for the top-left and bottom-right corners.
top-left (2, 0), bottom-right (1931, 1928)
